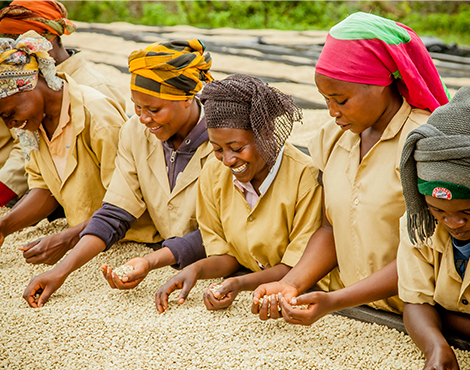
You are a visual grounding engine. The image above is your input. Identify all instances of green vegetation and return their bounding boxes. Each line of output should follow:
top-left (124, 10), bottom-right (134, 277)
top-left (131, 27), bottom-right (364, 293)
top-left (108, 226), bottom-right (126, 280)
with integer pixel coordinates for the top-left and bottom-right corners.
top-left (60, 1), bottom-right (470, 47)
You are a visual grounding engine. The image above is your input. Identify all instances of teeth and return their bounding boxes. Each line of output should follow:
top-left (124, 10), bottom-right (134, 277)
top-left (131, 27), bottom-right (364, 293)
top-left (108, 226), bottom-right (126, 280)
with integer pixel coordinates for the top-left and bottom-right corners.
top-left (18, 120), bottom-right (28, 129)
top-left (231, 163), bottom-right (247, 173)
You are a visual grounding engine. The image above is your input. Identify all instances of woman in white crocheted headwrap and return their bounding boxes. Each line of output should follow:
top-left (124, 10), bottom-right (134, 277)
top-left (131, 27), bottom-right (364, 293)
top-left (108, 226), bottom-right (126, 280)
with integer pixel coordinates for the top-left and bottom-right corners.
top-left (0, 31), bottom-right (127, 276)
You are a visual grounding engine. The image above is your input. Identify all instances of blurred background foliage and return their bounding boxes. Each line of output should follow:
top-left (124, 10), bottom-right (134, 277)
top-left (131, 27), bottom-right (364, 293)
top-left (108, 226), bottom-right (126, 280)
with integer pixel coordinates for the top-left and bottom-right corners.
top-left (2, 1), bottom-right (469, 46)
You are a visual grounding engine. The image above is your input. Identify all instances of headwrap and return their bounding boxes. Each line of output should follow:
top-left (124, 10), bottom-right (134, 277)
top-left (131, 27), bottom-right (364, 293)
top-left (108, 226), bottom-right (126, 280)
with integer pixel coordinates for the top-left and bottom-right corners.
top-left (0, 29), bottom-right (62, 98)
top-left (0, 0), bottom-right (76, 40)
top-left (400, 86), bottom-right (470, 245)
top-left (128, 39), bottom-right (213, 101)
top-left (0, 30), bottom-right (63, 161)
top-left (200, 74), bottom-right (302, 167)
top-left (315, 12), bottom-right (450, 113)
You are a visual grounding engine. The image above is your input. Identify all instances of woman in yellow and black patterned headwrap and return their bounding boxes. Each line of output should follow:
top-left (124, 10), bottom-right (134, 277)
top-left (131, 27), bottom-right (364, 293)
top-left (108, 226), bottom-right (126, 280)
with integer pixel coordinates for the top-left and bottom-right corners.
top-left (23, 39), bottom-right (215, 308)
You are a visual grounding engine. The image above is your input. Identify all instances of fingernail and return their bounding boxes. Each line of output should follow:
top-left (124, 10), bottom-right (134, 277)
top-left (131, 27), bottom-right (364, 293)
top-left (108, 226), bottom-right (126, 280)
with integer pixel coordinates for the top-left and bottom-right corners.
top-left (290, 298), bottom-right (297, 305)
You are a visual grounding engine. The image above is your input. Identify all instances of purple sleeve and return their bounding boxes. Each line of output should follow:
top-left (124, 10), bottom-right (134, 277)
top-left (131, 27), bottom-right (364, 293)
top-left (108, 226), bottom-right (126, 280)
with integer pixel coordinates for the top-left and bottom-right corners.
top-left (80, 202), bottom-right (136, 251)
top-left (162, 229), bottom-right (206, 270)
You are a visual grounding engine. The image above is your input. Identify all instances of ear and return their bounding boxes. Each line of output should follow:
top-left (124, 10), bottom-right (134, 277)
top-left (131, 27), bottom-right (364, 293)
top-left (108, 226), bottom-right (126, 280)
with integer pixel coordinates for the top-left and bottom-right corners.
top-left (184, 98), bottom-right (194, 109)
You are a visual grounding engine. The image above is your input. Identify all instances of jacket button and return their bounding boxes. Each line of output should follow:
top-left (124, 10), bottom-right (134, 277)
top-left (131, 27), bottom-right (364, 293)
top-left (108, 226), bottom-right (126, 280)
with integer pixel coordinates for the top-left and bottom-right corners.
top-left (248, 216), bottom-right (255, 222)
top-left (462, 299), bottom-right (469, 305)
top-left (168, 204), bottom-right (173, 210)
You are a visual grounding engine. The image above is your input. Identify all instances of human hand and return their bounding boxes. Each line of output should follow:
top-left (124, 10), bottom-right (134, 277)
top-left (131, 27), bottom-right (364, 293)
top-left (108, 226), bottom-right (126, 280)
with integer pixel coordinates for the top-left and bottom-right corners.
top-left (203, 278), bottom-right (241, 310)
top-left (23, 269), bottom-right (68, 308)
top-left (155, 267), bottom-right (198, 314)
top-left (251, 281), bottom-right (299, 320)
top-left (101, 257), bottom-right (150, 290)
top-left (278, 290), bottom-right (333, 326)
top-left (424, 345), bottom-right (460, 370)
top-left (18, 230), bottom-right (78, 265)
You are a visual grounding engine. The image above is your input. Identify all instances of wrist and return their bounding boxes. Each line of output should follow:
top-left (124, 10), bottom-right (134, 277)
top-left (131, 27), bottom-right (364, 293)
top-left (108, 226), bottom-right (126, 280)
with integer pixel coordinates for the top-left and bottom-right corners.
top-left (144, 253), bottom-right (159, 271)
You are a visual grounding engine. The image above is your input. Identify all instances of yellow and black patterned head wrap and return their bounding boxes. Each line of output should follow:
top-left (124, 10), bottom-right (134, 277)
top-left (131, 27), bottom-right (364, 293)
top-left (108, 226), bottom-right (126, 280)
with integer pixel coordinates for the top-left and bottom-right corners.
top-left (128, 39), bottom-right (213, 101)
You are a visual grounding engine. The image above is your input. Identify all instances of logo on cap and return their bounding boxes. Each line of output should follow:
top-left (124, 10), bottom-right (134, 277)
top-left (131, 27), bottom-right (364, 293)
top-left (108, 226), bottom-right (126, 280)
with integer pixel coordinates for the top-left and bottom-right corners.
top-left (432, 187), bottom-right (452, 200)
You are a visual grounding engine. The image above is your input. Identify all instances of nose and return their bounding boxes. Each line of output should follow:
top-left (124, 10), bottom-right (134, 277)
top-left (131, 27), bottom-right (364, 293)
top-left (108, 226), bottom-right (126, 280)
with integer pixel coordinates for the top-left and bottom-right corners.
top-left (139, 109), bottom-right (152, 124)
top-left (327, 101), bottom-right (341, 118)
top-left (443, 214), bottom-right (466, 229)
top-left (222, 151), bottom-right (236, 167)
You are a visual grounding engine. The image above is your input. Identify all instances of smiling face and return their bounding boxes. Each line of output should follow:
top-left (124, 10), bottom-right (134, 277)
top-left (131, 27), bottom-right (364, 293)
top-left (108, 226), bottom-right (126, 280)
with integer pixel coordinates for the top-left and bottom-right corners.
top-left (314, 72), bottom-right (400, 135)
top-left (131, 90), bottom-right (195, 144)
top-left (425, 195), bottom-right (470, 241)
top-left (208, 127), bottom-right (269, 189)
top-left (0, 89), bottom-right (44, 131)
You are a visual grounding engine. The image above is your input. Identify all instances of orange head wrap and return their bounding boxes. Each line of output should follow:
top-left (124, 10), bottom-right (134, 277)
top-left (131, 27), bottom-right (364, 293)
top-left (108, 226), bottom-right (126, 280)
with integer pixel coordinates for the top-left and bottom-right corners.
top-left (0, 0), bottom-right (76, 40)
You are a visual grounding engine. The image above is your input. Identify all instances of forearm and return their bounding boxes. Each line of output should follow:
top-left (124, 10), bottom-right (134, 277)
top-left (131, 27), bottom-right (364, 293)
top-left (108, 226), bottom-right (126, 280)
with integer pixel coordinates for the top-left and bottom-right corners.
top-left (236, 263), bottom-right (291, 291)
top-left (0, 188), bottom-right (59, 235)
top-left (63, 217), bottom-right (92, 248)
top-left (327, 259), bottom-right (398, 311)
top-left (438, 306), bottom-right (470, 337)
top-left (281, 226), bottom-right (337, 293)
top-left (404, 303), bottom-right (450, 357)
top-left (192, 254), bottom-right (241, 280)
top-left (54, 235), bottom-right (106, 277)
top-left (144, 247), bottom-right (177, 270)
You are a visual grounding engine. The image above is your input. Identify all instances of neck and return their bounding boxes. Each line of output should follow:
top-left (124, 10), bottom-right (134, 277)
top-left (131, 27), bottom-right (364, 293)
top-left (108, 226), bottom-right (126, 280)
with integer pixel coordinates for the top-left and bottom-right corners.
top-left (49, 42), bottom-right (71, 65)
top-left (251, 163), bottom-right (270, 195)
top-left (41, 83), bottom-right (64, 140)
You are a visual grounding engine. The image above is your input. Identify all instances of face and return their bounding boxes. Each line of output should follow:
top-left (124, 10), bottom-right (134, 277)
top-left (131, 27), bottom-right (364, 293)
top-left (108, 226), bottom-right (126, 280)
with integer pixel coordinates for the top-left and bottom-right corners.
top-left (314, 72), bottom-right (395, 135)
top-left (425, 195), bottom-right (470, 241)
top-left (0, 89), bottom-right (44, 131)
top-left (208, 127), bottom-right (269, 185)
top-left (131, 90), bottom-right (193, 142)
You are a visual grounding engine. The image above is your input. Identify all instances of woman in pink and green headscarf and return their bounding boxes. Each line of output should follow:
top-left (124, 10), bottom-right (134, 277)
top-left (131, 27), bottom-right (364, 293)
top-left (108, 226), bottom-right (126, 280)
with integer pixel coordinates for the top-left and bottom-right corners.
top-left (253, 12), bottom-right (449, 325)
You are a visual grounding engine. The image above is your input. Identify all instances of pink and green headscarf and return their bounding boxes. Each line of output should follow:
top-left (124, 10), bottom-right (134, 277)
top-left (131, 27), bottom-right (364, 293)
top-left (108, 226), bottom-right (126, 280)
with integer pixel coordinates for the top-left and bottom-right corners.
top-left (315, 12), bottom-right (450, 112)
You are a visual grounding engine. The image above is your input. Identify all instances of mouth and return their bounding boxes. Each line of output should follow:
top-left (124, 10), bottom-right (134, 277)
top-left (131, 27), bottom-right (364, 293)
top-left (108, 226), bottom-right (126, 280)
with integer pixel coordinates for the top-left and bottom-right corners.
top-left (448, 228), bottom-right (469, 239)
top-left (18, 120), bottom-right (28, 130)
top-left (147, 125), bottom-right (163, 134)
top-left (336, 121), bottom-right (351, 131)
top-left (231, 163), bottom-right (247, 175)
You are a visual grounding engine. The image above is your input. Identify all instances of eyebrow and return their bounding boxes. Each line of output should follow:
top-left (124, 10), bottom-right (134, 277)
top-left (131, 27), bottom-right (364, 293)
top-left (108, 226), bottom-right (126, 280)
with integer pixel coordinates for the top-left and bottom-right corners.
top-left (210, 140), bottom-right (242, 146)
top-left (429, 205), bottom-right (470, 212)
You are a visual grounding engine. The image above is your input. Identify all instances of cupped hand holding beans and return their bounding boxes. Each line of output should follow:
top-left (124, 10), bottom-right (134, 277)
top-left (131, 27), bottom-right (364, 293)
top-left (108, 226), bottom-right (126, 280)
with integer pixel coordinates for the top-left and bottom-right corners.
top-left (203, 277), bottom-right (241, 310)
top-left (155, 266), bottom-right (198, 314)
top-left (278, 290), bottom-right (333, 326)
top-left (251, 281), bottom-right (299, 320)
top-left (101, 257), bottom-right (150, 290)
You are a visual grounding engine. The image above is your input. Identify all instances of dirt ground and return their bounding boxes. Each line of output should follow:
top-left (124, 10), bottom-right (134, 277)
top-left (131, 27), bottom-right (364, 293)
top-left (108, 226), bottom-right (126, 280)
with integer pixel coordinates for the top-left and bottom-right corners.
top-left (1, 22), bottom-right (470, 370)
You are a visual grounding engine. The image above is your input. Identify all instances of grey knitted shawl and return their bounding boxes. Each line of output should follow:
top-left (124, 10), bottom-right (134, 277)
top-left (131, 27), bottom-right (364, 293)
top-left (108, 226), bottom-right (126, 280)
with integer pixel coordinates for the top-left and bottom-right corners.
top-left (400, 86), bottom-right (470, 245)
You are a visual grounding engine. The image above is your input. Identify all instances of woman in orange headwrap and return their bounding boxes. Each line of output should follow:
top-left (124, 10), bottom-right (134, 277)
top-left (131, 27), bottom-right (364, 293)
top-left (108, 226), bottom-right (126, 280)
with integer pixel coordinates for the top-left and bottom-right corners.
top-left (0, 31), bottom-right (126, 266)
top-left (0, 0), bottom-right (125, 108)
top-left (22, 39), bottom-right (215, 308)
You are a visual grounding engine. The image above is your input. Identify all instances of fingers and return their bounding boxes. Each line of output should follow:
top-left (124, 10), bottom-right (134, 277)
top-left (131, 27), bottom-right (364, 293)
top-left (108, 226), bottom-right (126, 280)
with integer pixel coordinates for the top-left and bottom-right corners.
top-left (203, 288), bottom-right (217, 310)
top-left (203, 288), bottom-right (233, 310)
top-left (177, 281), bottom-right (192, 305)
top-left (110, 271), bottom-right (142, 290)
top-left (269, 294), bottom-right (283, 320)
top-left (155, 282), bottom-right (178, 314)
top-left (279, 294), bottom-right (308, 325)
top-left (252, 286), bottom-right (266, 304)
top-left (37, 285), bottom-right (54, 308)
top-left (18, 239), bottom-right (41, 252)
top-left (23, 282), bottom-right (42, 308)
top-left (100, 265), bottom-right (117, 289)
top-left (258, 295), bottom-right (271, 321)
